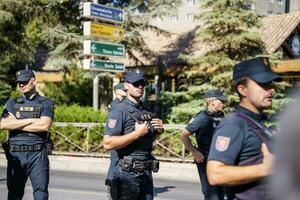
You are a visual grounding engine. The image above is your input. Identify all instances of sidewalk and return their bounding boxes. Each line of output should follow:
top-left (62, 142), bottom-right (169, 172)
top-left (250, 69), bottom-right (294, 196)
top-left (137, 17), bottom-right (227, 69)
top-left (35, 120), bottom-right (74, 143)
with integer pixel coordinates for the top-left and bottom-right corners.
top-left (0, 153), bottom-right (199, 183)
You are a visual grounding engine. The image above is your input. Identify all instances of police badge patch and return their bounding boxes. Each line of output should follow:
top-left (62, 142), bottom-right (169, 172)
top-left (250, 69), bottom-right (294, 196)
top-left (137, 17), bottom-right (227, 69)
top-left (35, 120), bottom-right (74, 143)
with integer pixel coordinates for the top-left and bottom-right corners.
top-left (16, 111), bottom-right (21, 119)
top-left (215, 136), bottom-right (230, 152)
top-left (108, 119), bottom-right (117, 128)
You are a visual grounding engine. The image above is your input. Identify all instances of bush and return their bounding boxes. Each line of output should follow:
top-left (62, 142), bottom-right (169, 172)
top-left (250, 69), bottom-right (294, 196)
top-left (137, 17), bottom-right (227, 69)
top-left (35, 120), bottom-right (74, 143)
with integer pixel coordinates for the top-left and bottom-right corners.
top-left (54, 104), bottom-right (107, 123)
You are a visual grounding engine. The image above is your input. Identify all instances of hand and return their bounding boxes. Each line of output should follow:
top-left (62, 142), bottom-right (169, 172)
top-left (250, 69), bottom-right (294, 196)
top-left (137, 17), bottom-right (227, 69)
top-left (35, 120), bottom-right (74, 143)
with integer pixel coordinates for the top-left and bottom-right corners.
top-left (261, 143), bottom-right (274, 176)
top-left (193, 150), bottom-right (205, 163)
top-left (135, 121), bottom-right (149, 137)
top-left (3, 113), bottom-right (16, 120)
top-left (151, 118), bottom-right (163, 133)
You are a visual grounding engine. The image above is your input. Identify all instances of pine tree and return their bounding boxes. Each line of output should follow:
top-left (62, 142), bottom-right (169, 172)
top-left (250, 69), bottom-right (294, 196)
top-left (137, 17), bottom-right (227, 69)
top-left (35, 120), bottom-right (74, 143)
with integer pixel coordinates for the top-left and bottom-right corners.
top-left (162, 0), bottom-right (290, 123)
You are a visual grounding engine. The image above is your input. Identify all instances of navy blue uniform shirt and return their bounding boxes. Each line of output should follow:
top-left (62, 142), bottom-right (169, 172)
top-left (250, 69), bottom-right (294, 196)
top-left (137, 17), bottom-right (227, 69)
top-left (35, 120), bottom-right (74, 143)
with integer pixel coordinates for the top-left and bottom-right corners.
top-left (104, 97), bottom-right (156, 160)
top-left (185, 109), bottom-right (224, 158)
top-left (208, 106), bottom-right (266, 165)
top-left (2, 93), bottom-right (54, 143)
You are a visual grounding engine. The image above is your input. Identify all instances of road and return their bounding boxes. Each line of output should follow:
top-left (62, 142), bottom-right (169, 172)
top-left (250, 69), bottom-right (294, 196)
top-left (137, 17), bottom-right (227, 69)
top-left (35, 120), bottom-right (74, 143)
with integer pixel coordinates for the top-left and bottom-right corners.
top-left (0, 167), bottom-right (203, 200)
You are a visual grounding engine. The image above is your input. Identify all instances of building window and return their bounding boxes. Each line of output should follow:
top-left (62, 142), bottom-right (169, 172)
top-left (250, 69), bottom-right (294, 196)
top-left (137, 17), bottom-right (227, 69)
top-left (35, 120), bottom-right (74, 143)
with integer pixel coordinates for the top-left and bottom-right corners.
top-left (170, 15), bottom-right (178, 22)
top-left (187, 13), bottom-right (194, 21)
top-left (278, 0), bottom-right (283, 5)
top-left (187, 0), bottom-right (196, 6)
top-left (269, 0), bottom-right (274, 3)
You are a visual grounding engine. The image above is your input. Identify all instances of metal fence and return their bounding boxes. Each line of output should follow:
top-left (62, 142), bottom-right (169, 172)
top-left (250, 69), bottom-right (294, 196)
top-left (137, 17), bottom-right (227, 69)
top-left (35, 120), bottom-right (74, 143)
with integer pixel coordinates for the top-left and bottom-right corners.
top-left (46, 122), bottom-right (192, 162)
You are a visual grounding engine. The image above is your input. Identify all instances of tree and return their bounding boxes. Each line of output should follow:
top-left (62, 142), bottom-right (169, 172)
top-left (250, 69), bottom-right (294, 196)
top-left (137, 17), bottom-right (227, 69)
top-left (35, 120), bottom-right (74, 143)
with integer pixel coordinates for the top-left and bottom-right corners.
top-left (162, 0), bottom-right (290, 123)
top-left (0, 0), bottom-right (181, 105)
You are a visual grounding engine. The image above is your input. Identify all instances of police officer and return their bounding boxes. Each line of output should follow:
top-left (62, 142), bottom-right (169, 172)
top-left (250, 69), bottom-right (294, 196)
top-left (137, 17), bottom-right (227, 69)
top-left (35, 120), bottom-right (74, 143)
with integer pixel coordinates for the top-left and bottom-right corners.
top-left (103, 69), bottom-right (164, 200)
top-left (106, 82), bottom-right (127, 200)
top-left (181, 89), bottom-right (226, 200)
top-left (0, 70), bottom-right (54, 200)
top-left (207, 57), bottom-right (279, 200)
top-left (108, 83), bottom-right (127, 111)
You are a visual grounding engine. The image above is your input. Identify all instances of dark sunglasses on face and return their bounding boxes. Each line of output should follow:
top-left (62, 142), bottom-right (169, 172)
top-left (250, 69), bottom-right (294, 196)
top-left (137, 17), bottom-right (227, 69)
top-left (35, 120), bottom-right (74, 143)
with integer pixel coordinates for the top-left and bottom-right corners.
top-left (131, 80), bottom-right (145, 87)
top-left (18, 79), bottom-right (31, 86)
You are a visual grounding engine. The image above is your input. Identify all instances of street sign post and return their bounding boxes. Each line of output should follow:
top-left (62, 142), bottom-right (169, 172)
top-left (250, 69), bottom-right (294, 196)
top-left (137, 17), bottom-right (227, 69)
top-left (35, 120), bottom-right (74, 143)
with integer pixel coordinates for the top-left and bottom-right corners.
top-left (84, 21), bottom-right (124, 41)
top-left (83, 2), bottom-right (124, 24)
top-left (83, 40), bottom-right (125, 57)
top-left (83, 59), bottom-right (125, 72)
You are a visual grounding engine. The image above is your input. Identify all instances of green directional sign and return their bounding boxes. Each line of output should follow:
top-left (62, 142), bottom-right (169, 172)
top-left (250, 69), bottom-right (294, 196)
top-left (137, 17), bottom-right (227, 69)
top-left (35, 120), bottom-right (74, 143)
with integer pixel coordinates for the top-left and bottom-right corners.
top-left (83, 59), bottom-right (125, 72)
top-left (84, 40), bottom-right (125, 57)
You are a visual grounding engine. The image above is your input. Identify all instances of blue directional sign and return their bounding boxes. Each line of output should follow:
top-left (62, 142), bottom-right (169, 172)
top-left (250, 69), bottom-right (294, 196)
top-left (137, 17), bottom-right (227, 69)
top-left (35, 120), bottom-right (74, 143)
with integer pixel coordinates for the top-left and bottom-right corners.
top-left (83, 2), bottom-right (124, 24)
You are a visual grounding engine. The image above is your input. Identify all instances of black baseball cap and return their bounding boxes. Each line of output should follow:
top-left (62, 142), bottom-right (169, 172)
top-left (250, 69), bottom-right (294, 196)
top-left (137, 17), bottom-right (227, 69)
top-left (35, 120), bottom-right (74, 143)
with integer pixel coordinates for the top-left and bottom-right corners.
top-left (124, 69), bottom-right (145, 83)
top-left (16, 70), bottom-right (35, 82)
top-left (204, 89), bottom-right (227, 101)
top-left (233, 57), bottom-right (281, 83)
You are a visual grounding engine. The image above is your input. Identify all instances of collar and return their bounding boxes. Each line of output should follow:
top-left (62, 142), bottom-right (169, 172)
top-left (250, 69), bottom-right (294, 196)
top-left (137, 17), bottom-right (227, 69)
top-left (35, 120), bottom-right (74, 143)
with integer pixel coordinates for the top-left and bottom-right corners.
top-left (236, 106), bottom-right (268, 122)
top-left (123, 97), bottom-right (143, 109)
top-left (22, 92), bottom-right (39, 101)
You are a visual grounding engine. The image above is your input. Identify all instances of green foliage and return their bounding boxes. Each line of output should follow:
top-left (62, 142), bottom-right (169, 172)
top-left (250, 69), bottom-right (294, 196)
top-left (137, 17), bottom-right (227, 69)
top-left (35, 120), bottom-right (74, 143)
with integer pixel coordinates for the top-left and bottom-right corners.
top-left (54, 104), bottom-right (107, 123)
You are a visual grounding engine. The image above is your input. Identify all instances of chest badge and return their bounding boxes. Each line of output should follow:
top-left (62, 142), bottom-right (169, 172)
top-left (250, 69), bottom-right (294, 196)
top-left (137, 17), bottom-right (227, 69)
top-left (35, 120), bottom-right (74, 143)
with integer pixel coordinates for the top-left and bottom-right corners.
top-left (215, 136), bottom-right (230, 152)
top-left (15, 111), bottom-right (21, 119)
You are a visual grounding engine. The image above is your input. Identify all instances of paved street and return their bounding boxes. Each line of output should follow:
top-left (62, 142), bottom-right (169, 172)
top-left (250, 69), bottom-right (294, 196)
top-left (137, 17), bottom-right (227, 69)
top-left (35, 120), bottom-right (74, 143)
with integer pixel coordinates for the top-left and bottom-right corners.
top-left (0, 167), bottom-right (203, 200)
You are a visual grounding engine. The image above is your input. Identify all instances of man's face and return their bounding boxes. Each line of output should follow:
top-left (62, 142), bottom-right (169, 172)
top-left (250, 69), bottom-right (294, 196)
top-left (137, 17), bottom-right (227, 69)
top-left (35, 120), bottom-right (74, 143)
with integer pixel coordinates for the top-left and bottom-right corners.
top-left (18, 77), bottom-right (35, 94)
top-left (209, 98), bottom-right (225, 112)
top-left (125, 80), bottom-right (145, 99)
top-left (239, 78), bottom-right (275, 110)
top-left (213, 99), bottom-right (225, 112)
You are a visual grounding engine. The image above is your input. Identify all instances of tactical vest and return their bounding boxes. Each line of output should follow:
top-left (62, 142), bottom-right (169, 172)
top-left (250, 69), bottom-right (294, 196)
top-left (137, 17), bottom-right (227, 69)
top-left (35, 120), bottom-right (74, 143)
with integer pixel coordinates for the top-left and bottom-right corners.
top-left (195, 110), bottom-right (224, 158)
top-left (228, 112), bottom-right (274, 200)
top-left (116, 103), bottom-right (156, 159)
top-left (9, 96), bottom-right (48, 141)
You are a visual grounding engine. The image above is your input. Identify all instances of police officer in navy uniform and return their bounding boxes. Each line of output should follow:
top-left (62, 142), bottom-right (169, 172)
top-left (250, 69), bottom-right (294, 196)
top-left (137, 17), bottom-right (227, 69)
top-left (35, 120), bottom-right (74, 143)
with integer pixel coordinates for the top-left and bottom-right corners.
top-left (108, 83), bottom-right (127, 111)
top-left (181, 89), bottom-right (226, 200)
top-left (0, 70), bottom-right (54, 200)
top-left (106, 82), bottom-right (127, 200)
top-left (207, 57), bottom-right (279, 200)
top-left (103, 69), bottom-right (164, 200)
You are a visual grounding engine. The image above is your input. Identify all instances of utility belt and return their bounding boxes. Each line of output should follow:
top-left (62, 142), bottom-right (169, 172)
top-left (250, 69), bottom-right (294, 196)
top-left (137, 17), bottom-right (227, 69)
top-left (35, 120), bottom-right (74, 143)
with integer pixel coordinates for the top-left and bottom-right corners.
top-left (2, 140), bottom-right (52, 154)
top-left (118, 156), bottom-right (159, 173)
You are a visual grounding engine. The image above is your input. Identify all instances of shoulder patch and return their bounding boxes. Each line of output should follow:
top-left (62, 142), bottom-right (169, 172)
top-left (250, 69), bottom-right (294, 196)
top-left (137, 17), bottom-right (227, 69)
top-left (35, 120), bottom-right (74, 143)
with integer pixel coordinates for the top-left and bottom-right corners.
top-left (215, 136), bottom-right (230, 152)
top-left (108, 119), bottom-right (117, 128)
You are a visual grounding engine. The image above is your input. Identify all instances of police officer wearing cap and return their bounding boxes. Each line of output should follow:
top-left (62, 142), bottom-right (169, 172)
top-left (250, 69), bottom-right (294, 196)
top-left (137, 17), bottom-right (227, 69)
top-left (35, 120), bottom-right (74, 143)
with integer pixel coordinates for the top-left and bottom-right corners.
top-left (207, 57), bottom-right (279, 200)
top-left (106, 82), bottom-right (127, 200)
top-left (0, 70), bottom-right (54, 200)
top-left (181, 89), bottom-right (226, 200)
top-left (103, 69), bottom-right (164, 200)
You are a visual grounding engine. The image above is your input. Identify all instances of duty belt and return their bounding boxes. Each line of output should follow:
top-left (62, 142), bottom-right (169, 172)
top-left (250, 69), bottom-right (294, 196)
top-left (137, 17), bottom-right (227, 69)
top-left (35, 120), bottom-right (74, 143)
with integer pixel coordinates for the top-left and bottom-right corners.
top-left (118, 157), bottom-right (159, 173)
top-left (9, 144), bottom-right (44, 152)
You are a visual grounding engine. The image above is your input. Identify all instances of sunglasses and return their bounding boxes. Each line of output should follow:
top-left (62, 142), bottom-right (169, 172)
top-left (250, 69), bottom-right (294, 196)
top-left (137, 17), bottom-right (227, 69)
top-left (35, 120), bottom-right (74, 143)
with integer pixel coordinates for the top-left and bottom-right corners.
top-left (18, 79), bottom-right (31, 86)
top-left (131, 80), bottom-right (146, 87)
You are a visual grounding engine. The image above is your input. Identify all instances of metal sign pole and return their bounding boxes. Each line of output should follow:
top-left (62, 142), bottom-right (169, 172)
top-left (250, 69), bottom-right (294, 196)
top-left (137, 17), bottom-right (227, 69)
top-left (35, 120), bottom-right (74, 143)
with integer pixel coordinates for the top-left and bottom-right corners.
top-left (93, 72), bottom-right (99, 110)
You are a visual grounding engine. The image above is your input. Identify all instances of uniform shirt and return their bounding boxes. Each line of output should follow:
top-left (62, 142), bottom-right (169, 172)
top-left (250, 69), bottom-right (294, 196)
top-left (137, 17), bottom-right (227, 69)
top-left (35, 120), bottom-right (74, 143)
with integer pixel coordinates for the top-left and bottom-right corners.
top-left (185, 109), bottom-right (224, 158)
top-left (108, 98), bottom-right (122, 111)
top-left (208, 106), bottom-right (267, 165)
top-left (2, 93), bottom-right (54, 142)
top-left (104, 97), bottom-right (156, 160)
